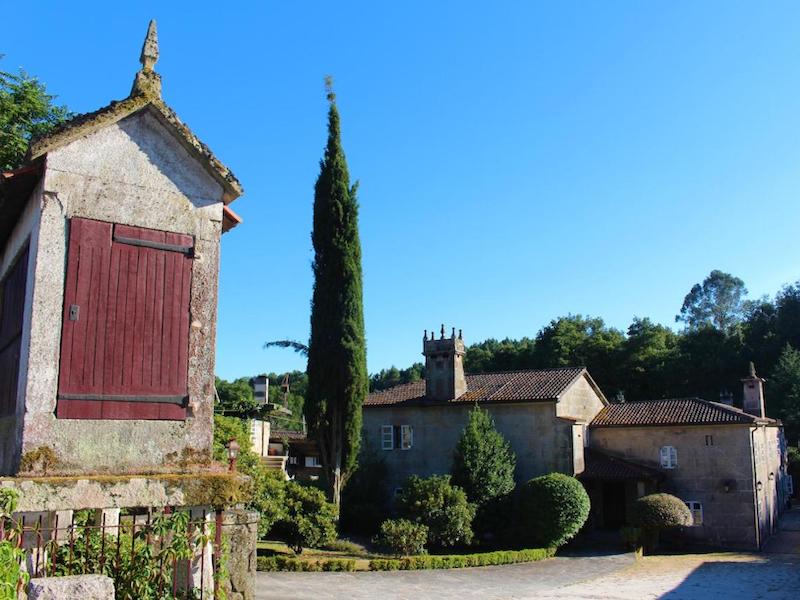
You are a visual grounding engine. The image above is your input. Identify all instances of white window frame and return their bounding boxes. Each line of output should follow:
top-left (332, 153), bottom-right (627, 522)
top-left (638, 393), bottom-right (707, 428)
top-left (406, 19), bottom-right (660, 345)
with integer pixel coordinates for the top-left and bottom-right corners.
top-left (381, 425), bottom-right (394, 451)
top-left (660, 445), bottom-right (677, 469)
top-left (400, 425), bottom-right (413, 450)
top-left (305, 456), bottom-right (322, 468)
top-left (684, 501), bottom-right (703, 526)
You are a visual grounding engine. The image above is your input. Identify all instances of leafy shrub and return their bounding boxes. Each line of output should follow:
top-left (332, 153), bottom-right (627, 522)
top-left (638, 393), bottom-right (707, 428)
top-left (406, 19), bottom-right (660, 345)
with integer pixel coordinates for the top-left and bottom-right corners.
top-left (368, 547), bottom-right (555, 571)
top-left (396, 475), bottom-right (476, 548)
top-left (256, 556), bottom-right (356, 572)
top-left (631, 493), bottom-right (692, 530)
top-left (377, 519), bottom-right (428, 556)
top-left (52, 510), bottom-right (212, 600)
top-left (452, 405), bottom-right (516, 507)
top-left (271, 482), bottom-right (338, 554)
top-left (0, 489), bottom-right (27, 599)
top-left (518, 473), bottom-right (590, 548)
top-left (213, 415), bottom-right (287, 537)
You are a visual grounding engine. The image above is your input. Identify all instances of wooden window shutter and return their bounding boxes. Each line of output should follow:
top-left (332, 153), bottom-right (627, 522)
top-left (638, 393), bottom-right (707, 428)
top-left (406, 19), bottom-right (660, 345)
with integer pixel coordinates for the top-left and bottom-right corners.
top-left (57, 218), bottom-right (193, 420)
top-left (0, 245), bottom-right (29, 417)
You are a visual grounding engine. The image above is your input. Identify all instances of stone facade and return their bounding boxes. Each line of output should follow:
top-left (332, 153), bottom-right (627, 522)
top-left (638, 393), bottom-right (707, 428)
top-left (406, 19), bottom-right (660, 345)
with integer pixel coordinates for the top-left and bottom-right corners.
top-left (590, 423), bottom-right (785, 549)
top-left (363, 366), bottom-right (604, 494)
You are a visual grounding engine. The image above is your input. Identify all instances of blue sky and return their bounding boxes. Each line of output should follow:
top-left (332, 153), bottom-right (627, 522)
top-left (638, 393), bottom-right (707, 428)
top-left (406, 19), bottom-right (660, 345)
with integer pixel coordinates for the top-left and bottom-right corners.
top-left (5, 2), bottom-right (800, 379)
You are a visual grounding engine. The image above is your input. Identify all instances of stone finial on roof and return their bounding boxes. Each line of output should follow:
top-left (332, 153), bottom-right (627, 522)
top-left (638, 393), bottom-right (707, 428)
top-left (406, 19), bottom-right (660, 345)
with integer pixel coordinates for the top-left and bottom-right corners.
top-left (131, 19), bottom-right (162, 98)
top-left (140, 20), bottom-right (159, 71)
top-left (748, 361), bottom-right (757, 378)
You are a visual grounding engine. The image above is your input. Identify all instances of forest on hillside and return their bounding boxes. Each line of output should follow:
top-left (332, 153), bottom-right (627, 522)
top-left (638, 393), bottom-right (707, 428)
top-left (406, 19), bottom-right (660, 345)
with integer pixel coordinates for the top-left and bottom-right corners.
top-left (218, 271), bottom-right (800, 443)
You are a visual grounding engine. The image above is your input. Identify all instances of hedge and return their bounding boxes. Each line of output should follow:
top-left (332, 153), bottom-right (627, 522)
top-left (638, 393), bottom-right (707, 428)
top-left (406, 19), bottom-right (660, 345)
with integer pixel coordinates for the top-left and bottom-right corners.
top-left (256, 556), bottom-right (357, 572)
top-left (368, 547), bottom-right (555, 571)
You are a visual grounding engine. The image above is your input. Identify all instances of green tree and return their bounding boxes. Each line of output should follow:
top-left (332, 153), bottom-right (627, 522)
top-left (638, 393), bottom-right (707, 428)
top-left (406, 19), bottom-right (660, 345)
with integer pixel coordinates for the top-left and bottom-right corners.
top-left (533, 315), bottom-right (625, 394)
top-left (676, 270), bottom-right (748, 332)
top-left (214, 376), bottom-right (258, 414)
top-left (620, 317), bottom-right (680, 401)
top-left (305, 78), bottom-right (368, 505)
top-left (451, 404), bottom-right (516, 506)
top-left (770, 344), bottom-right (800, 443)
top-left (1, 62), bottom-right (70, 170)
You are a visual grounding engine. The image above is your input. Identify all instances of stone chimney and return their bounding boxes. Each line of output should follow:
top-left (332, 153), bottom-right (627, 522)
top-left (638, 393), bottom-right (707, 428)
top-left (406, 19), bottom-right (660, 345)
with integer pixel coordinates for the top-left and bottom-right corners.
top-left (741, 362), bottom-right (766, 418)
top-left (423, 325), bottom-right (467, 401)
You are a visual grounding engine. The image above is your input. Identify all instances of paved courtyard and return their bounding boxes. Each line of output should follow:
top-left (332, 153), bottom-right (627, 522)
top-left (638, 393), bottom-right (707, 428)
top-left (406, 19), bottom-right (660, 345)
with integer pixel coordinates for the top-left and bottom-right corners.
top-left (256, 550), bottom-right (800, 600)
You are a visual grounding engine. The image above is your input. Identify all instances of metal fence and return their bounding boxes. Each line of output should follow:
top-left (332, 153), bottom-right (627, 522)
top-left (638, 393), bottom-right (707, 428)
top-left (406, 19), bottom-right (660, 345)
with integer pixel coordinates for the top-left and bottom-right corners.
top-left (2, 507), bottom-right (230, 599)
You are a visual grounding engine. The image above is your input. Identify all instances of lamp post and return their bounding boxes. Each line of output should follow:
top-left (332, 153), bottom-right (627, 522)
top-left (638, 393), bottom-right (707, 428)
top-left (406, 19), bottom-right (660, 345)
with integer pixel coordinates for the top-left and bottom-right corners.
top-left (227, 438), bottom-right (240, 472)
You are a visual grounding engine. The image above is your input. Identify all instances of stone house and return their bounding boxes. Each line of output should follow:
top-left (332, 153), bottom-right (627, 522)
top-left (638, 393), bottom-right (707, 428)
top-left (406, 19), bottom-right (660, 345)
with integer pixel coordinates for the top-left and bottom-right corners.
top-left (363, 329), bottom-right (789, 550)
top-left (363, 328), bottom-right (607, 493)
top-left (0, 22), bottom-right (255, 597)
top-left (586, 373), bottom-right (787, 549)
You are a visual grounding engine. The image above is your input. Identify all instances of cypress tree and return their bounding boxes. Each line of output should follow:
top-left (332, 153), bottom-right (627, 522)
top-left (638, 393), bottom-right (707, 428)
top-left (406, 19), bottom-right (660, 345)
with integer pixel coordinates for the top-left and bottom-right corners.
top-left (452, 404), bottom-right (516, 506)
top-left (305, 78), bottom-right (368, 505)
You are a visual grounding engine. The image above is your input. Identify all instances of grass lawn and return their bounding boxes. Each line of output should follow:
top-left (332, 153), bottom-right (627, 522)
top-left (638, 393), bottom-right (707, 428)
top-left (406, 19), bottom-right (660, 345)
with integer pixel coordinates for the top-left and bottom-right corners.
top-left (257, 538), bottom-right (389, 571)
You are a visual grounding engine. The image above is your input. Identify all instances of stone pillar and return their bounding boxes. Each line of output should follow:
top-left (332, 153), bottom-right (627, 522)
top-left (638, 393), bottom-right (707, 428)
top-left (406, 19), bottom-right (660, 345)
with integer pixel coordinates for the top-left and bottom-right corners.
top-left (92, 508), bottom-right (120, 535)
top-left (222, 509), bottom-right (258, 600)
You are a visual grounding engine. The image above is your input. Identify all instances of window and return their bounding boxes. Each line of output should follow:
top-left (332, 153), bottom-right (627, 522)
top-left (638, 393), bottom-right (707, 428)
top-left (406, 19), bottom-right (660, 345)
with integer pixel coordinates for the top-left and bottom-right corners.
top-left (381, 425), bottom-right (394, 450)
top-left (0, 245), bottom-right (29, 418)
top-left (288, 456), bottom-right (298, 465)
top-left (660, 446), bottom-right (677, 469)
top-left (705, 435), bottom-right (714, 446)
top-left (684, 501), bottom-right (703, 526)
top-left (305, 456), bottom-right (322, 468)
top-left (382, 424), bottom-right (413, 450)
top-left (787, 476), bottom-right (794, 496)
top-left (636, 482), bottom-right (646, 498)
top-left (400, 425), bottom-right (413, 450)
top-left (56, 219), bottom-right (193, 421)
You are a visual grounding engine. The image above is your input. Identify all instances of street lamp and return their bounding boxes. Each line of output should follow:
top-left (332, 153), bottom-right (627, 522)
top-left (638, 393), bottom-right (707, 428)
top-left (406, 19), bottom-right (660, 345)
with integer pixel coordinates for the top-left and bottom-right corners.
top-left (227, 438), bottom-right (240, 472)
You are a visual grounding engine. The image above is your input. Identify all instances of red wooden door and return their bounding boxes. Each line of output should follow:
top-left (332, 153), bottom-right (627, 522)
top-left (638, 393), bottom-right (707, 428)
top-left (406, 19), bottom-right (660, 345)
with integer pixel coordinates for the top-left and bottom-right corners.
top-left (57, 218), bottom-right (193, 420)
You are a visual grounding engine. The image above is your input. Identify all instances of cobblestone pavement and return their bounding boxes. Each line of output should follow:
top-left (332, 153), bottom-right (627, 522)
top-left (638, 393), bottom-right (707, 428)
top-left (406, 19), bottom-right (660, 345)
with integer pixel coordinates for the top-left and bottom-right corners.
top-left (255, 551), bottom-right (800, 600)
top-left (255, 551), bottom-right (634, 600)
top-left (537, 552), bottom-right (800, 600)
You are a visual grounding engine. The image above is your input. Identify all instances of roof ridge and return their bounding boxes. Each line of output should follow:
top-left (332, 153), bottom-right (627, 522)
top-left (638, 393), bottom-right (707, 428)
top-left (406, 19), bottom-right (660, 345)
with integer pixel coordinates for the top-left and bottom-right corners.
top-left (465, 366), bottom-right (585, 376)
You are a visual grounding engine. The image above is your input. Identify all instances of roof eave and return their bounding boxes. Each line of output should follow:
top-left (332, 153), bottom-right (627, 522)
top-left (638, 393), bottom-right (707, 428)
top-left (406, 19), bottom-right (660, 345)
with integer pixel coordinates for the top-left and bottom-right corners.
top-left (27, 94), bottom-right (244, 205)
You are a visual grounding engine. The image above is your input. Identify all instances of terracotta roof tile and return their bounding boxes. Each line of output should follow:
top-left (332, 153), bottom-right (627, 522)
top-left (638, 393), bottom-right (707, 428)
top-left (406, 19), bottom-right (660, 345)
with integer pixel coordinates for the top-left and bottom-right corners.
top-left (591, 398), bottom-right (776, 427)
top-left (364, 367), bottom-right (586, 407)
top-left (580, 449), bottom-right (663, 481)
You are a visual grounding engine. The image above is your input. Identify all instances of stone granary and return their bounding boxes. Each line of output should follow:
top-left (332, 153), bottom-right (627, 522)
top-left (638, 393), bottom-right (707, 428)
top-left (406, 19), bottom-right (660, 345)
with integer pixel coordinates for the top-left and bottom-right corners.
top-left (363, 328), bottom-right (790, 550)
top-left (0, 22), bottom-right (255, 597)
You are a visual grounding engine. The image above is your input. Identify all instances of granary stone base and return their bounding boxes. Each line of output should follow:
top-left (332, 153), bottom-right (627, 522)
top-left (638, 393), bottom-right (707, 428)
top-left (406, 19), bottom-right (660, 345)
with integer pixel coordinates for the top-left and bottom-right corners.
top-left (223, 509), bottom-right (259, 600)
top-left (28, 574), bottom-right (114, 600)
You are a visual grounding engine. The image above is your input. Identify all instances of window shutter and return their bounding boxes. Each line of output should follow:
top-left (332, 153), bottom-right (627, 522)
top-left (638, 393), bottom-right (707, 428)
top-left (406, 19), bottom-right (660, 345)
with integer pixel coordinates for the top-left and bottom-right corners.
top-left (0, 246), bottom-right (29, 417)
top-left (57, 218), bottom-right (193, 420)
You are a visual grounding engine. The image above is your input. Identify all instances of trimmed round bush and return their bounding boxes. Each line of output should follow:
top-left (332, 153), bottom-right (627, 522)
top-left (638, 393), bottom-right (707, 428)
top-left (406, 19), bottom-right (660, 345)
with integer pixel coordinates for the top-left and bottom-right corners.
top-left (518, 473), bottom-right (590, 548)
top-left (377, 519), bottom-right (428, 556)
top-left (631, 493), bottom-right (692, 530)
top-left (396, 475), bottom-right (476, 548)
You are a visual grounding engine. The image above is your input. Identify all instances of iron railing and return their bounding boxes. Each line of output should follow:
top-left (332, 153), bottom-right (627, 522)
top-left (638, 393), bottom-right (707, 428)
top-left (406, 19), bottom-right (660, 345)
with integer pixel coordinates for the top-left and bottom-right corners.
top-left (2, 508), bottom-right (230, 599)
